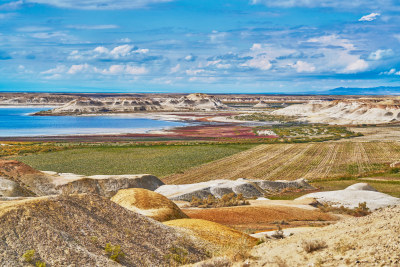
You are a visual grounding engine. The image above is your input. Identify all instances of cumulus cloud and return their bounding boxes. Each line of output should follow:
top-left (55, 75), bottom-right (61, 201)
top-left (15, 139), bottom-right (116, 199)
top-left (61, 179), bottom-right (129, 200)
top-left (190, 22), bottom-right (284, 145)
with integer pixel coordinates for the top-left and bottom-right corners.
top-left (291, 61), bottom-right (316, 73)
top-left (359, 13), bottom-right (381, 22)
top-left (368, 49), bottom-right (393, 60)
top-left (381, 68), bottom-right (400, 75)
top-left (42, 63), bottom-right (147, 76)
top-left (23, 0), bottom-right (174, 10)
top-left (68, 45), bottom-right (149, 61)
top-left (305, 35), bottom-right (369, 73)
top-left (344, 59), bottom-right (369, 73)
top-left (242, 55), bottom-right (272, 70)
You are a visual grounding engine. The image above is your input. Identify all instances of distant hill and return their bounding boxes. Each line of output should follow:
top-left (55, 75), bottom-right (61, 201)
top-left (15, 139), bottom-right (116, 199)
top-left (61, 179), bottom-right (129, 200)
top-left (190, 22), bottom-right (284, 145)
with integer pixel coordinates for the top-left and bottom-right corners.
top-left (314, 86), bottom-right (400, 95)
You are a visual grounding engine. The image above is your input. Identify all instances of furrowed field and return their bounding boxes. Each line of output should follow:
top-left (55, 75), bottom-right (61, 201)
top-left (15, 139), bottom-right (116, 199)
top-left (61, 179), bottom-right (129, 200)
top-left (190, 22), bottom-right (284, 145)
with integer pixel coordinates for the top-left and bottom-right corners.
top-left (164, 142), bottom-right (400, 184)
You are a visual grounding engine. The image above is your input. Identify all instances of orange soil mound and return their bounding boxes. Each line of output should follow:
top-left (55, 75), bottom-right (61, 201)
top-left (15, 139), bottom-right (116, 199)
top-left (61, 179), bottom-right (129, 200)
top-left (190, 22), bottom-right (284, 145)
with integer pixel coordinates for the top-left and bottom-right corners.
top-left (183, 205), bottom-right (337, 231)
top-left (164, 218), bottom-right (257, 247)
top-left (111, 188), bottom-right (188, 222)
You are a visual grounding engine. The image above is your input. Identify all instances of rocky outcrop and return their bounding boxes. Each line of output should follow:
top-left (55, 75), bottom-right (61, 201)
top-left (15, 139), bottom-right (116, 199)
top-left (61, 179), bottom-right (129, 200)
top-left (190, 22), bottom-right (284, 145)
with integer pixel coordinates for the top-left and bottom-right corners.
top-left (155, 178), bottom-right (314, 201)
top-left (273, 98), bottom-right (400, 125)
top-left (0, 194), bottom-right (209, 266)
top-left (34, 93), bottom-right (227, 116)
top-left (111, 188), bottom-right (188, 222)
top-left (0, 177), bottom-right (32, 197)
top-left (0, 160), bottom-right (57, 196)
top-left (297, 183), bottom-right (400, 210)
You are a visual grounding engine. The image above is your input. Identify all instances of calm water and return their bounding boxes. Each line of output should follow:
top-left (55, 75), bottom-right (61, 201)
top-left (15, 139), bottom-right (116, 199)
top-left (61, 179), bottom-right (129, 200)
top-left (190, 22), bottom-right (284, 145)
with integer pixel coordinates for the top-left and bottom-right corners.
top-left (0, 107), bottom-right (186, 137)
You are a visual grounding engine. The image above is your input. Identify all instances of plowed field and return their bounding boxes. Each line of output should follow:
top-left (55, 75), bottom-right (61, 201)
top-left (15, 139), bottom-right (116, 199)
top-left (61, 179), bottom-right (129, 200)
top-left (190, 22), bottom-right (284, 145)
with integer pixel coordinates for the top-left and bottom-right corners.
top-left (164, 142), bottom-right (400, 184)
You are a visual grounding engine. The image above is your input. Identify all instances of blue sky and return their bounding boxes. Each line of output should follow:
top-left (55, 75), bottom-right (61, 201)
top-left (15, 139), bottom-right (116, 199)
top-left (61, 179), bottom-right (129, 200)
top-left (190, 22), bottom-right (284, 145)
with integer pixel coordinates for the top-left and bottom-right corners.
top-left (0, 0), bottom-right (400, 93)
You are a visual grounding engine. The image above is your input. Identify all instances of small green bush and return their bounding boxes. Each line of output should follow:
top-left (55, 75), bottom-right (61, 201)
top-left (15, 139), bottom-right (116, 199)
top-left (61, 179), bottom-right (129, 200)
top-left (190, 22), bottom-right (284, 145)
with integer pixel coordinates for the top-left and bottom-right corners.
top-left (105, 243), bottom-right (125, 263)
top-left (22, 249), bottom-right (35, 263)
top-left (35, 261), bottom-right (46, 267)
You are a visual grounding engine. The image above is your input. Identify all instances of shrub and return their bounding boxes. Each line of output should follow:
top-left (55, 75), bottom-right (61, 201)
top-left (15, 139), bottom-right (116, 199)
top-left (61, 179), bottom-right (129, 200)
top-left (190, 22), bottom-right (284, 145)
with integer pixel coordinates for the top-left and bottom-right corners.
top-left (22, 249), bottom-right (35, 263)
top-left (105, 243), bottom-right (125, 263)
top-left (35, 261), bottom-right (46, 267)
top-left (164, 246), bottom-right (189, 265)
top-left (302, 239), bottom-right (327, 253)
top-left (190, 193), bottom-right (250, 208)
top-left (317, 202), bottom-right (371, 217)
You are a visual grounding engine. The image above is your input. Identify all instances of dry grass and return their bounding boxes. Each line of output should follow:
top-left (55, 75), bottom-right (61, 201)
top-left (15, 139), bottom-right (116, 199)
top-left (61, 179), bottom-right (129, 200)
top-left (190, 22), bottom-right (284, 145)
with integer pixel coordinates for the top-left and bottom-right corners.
top-left (183, 205), bottom-right (337, 232)
top-left (164, 142), bottom-right (400, 184)
top-left (163, 219), bottom-right (257, 248)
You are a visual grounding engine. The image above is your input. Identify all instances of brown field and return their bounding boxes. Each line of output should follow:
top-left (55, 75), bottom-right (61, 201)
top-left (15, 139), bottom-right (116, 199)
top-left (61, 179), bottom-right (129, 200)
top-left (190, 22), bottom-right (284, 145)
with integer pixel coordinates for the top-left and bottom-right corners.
top-left (183, 204), bottom-right (337, 232)
top-left (164, 142), bottom-right (400, 184)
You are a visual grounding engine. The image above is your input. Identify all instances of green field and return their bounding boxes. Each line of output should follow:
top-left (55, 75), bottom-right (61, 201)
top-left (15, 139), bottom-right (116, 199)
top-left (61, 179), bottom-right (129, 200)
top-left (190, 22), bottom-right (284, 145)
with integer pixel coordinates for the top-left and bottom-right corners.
top-left (15, 144), bottom-right (255, 179)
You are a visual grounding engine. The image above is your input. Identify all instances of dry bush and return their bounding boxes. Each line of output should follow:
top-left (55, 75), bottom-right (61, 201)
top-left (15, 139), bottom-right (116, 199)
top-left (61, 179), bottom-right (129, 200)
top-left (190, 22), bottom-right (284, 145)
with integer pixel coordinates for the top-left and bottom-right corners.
top-left (317, 202), bottom-right (371, 217)
top-left (270, 225), bottom-right (285, 239)
top-left (301, 239), bottom-right (327, 253)
top-left (190, 193), bottom-right (249, 208)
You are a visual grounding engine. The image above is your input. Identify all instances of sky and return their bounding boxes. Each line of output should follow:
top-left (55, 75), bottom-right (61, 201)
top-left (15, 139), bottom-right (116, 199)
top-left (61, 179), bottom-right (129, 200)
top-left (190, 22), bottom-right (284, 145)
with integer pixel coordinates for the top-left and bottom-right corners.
top-left (0, 0), bottom-right (400, 93)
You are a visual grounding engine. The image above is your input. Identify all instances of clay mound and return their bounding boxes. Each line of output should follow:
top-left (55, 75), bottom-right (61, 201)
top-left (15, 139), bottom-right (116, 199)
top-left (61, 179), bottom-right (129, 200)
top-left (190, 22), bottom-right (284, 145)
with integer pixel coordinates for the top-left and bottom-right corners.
top-left (0, 160), bottom-right (56, 196)
top-left (56, 174), bottom-right (164, 197)
top-left (111, 188), bottom-right (188, 222)
top-left (156, 178), bottom-right (313, 201)
top-left (249, 205), bottom-right (400, 266)
top-left (164, 219), bottom-right (257, 247)
top-left (273, 98), bottom-right (400, 125)
top-left (297, 183), bottom-right (400, 210)
top-left (0, 194), bottom-right (208, 266)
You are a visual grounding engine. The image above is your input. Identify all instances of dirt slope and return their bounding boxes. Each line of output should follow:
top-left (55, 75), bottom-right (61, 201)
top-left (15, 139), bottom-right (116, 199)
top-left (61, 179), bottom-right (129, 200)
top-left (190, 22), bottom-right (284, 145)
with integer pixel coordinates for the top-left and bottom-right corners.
top-left (111, 188), bottom-right (188, 222)
top-left (0, 194), bottom-right (208, 266)
top-left (249, 205), bottom-right (400, 266)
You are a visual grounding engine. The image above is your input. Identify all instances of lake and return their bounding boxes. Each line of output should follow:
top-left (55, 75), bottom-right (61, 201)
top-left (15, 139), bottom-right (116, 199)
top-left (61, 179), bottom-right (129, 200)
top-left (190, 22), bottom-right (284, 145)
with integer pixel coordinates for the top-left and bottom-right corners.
top-left (0, 107), bottom-right (187, 137)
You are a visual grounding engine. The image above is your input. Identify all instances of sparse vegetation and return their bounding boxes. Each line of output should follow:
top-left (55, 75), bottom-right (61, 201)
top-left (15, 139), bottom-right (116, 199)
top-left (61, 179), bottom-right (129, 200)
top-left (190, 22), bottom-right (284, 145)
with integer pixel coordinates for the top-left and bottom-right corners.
top-left (302, 239), bottom-right (327, 253)
top-left (15, 144), bottom-right (255, 176)
top-left (233, 113), bottom-right (297, 123)
top-left (189, 193), bottom-right (249, 208)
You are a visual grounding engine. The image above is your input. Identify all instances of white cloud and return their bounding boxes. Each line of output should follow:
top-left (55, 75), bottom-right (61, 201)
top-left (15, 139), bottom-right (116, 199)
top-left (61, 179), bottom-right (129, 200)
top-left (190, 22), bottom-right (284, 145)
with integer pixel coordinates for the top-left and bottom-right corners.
top-left (291, 61), bottom-right (316, 73)
top-left (209, 30), bottom-right (227, 43)
top-left (67, 63), bottom-right (92, 74)
top-left (368, 49), bottom-right (394, 60)
top-left (186, 69), bottom-right (205, 76)
top-left (242, 55), bottom-right (272, 70)
top-left (23, 0), bottom-right (174, 10)
top-left (170, 64), bottom-right (180, 73)
top-left (67, 24), bottom-right (119, 30)
top-left (381, 68), bottom-right (400, 75)
top-left (68, 45), bottom-right (149, 61)
top-left (41, 65), bottom-right (67, 74)
top-left (30, 31), bottom-right (68, 39)
top-left (306, 35), bottom-right (369, 73)
top-left (17, 26), bottom-right (52, 32)
top-left (359, 13), bottom-right (381, 22)
top-left (344, 59), bottom-right (369, 73)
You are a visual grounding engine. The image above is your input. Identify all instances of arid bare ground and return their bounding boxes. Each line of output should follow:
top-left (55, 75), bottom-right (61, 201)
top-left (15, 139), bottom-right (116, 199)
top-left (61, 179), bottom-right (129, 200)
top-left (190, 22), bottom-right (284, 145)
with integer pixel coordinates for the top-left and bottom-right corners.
top-left (248, 205), bottom-right (400, 266)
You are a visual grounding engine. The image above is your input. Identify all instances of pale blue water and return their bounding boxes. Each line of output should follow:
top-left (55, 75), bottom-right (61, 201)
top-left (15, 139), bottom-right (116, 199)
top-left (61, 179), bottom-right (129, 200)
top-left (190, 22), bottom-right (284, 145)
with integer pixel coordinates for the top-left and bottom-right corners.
top-left (0, 107), bottom-right (186, 137)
